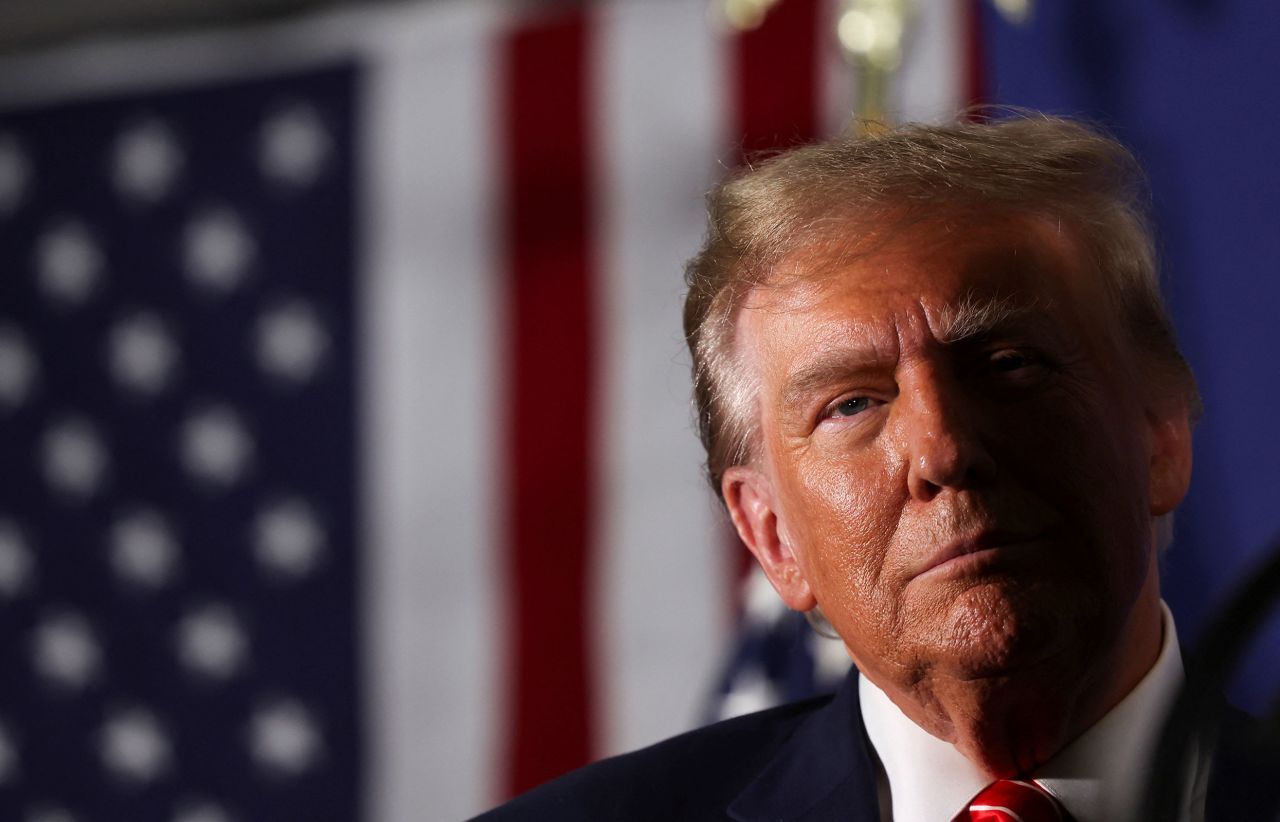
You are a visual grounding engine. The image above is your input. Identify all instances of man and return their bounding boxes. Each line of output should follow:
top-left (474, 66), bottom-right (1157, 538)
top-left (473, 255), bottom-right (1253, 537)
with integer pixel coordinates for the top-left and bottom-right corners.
top-left (476, 115), bottom-right (1272, 821)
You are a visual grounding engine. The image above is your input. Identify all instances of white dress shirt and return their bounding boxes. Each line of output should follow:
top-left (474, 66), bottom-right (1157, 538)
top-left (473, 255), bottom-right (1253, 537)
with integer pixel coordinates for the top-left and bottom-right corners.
top-left (859, 602), bottom-right (1211, 821)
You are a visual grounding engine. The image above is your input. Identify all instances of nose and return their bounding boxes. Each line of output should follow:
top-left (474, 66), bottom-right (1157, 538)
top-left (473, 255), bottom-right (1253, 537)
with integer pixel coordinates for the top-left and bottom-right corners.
top-left (897, 365), bottom-right (995, 502)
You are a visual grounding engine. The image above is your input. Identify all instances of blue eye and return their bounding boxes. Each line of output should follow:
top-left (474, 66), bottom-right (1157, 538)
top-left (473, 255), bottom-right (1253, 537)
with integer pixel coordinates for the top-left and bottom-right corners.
top-left (831, 397), bottom-right (871, 417)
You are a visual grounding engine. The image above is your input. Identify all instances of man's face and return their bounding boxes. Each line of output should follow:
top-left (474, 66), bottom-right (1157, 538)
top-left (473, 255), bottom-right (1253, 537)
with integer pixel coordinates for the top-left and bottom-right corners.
top-left (725, 216), bottom-right (1188, 692)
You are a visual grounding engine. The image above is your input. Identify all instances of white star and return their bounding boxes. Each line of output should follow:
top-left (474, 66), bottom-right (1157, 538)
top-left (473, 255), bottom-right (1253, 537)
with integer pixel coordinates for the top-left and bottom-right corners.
top-left (249, 699), bottom-right (322, 776)
top-left (35, 221), bottom-right (104, 306)
top-left (0, 520), bottom-right (34, 598)
top-left (180, 405), bottom-right (253, 487)
top-left (31, 611), bottom-right (100, 690)
top-left (183, 208), bottom-right (255, 294)
top-left (258, 104), bottom-right (330, 188)
top-left (41, 417), bottom-right (108, 499)
top-left (0, 721), bottom-right (20, 784)
top-left (171, 800), bottom-right (231, 822)
top-left (717, 667), bottom-right (779, 721)
top-left (112, 118), bottom-right (183, 203)
top-left (25, 805), bottom-right (76, 822)
top-left (0, 133), bottom-right (31, 214)
top-left (99, 707), bottom-right (171, 784)
top-left (0, 325), bottom-right (38, 409)
top-left (176, 604), bottom-right (247, 680)
top-left (254, 497), bottom-right (325, 579)
top-left (109, 311), bottom-right (180, 396)
top-left (109, 509), bottom-right (179, 589)
top-left (256, 300), bottom-right (329, 384)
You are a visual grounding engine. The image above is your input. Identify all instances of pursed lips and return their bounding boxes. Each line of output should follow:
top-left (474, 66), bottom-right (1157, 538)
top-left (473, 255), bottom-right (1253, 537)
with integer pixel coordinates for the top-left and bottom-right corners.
top-left (912, 527), bottom-right (1048, 580)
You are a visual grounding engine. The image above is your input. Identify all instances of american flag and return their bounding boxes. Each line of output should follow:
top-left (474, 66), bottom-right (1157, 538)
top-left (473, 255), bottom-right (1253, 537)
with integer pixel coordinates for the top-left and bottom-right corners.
top-left (0, 63), bottom-right (360, 821)
top-left (0, 1), bottom-right (974, 818)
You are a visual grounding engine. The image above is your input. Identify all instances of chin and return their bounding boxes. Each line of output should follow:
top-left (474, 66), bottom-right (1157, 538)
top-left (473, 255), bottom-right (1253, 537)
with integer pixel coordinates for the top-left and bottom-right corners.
top-left (928, 581), bottom-right (1100, 682)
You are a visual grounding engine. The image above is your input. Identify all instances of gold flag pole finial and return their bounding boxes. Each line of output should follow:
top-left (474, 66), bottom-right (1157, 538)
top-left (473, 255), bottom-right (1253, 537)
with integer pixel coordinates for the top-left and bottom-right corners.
top-left (836, 0), bottom-right (1030, 132)
top-left (712, 0), bottom-right (913, 129)
top-left (715, 0), bottom-right (784, 32)
top-left (713, 0), bottom-right (1029, 131)
top-left (836, 0), bottom-right (914, 129)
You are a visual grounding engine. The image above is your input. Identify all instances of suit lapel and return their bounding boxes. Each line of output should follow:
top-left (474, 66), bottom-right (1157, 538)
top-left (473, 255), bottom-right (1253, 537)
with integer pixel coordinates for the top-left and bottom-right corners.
top-left (728, 672), bottom-right (882, 822)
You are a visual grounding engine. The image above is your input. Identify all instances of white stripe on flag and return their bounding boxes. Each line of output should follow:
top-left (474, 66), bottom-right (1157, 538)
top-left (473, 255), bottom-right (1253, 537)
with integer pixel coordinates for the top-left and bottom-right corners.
top-left (361, 5), bottom-right (503, 820)
top-left (819, 0), bottom-right (858, 137)
top-left (0, 4), bottom-right (368, 107)
top-left (816, 0), bottom-right (967, 132)
top-left (895, 0), bottom-right (967, 121)
top-left (594, 0), bottom-right (733, 758)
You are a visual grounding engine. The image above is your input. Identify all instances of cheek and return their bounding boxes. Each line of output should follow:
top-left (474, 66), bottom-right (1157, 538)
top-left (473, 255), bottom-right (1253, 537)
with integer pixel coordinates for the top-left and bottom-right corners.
top-left (1000, 387), bottom-right (1152, 573)
top-left (779, 443), bottom-right (906, 618)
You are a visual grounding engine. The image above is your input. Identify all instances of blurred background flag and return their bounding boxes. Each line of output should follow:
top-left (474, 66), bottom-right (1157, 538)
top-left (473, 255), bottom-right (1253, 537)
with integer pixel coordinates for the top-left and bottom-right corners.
top-left (0, 0), bottom-right (978, 817)
top-left (0, 1), bottom-right (971, 818)
top-left (1, 0), bottom-right (1276, 820)
top-left (0, 52), bottom-right (363, 822)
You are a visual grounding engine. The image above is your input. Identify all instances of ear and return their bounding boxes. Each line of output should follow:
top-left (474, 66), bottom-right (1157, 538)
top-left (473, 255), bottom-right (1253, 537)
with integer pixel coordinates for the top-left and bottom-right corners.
top-left (1146, 403), bottom-right (1193, 516)
top-left (722, 465), bottom-right (817, 612)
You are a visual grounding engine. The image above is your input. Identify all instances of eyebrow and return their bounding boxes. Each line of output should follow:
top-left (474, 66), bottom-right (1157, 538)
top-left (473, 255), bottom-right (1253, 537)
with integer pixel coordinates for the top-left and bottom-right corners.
top-left (776, 292), bottom-right (1048, 414)
top-left (933, 291), bottom-right (1048, 345)
top-left (778, 350), bottom-right (890, 415)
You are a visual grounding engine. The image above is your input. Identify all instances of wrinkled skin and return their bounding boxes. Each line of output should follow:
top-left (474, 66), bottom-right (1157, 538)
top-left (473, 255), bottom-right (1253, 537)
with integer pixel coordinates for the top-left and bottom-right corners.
top-left (723, 216), bottom-right (1193, 776)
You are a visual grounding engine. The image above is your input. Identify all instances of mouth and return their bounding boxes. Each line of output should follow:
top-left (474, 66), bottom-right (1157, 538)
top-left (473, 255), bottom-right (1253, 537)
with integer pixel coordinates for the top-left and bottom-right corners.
top-left (912, 528), bottom-right (1048, 580)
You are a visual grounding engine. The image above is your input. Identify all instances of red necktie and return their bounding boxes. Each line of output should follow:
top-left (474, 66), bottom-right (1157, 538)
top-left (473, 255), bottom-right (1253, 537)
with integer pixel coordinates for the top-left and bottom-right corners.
top-left (960, 779), bottom-right (1075, 821)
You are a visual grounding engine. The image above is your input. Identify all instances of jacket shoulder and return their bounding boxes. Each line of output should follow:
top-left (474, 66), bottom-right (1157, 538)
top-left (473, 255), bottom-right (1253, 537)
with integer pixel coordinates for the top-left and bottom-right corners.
top-left (470, 695), bottom-right (833, 821)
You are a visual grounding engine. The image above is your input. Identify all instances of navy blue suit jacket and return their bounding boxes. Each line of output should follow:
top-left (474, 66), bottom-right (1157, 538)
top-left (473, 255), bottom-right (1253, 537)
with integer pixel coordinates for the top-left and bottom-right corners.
top-left (473, 672), bottom-right (1277, 821)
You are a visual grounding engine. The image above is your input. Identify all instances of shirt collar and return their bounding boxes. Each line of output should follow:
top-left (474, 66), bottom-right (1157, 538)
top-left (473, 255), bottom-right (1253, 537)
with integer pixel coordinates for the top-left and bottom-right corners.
top-left (859, 602), bottom-right (1191, 822)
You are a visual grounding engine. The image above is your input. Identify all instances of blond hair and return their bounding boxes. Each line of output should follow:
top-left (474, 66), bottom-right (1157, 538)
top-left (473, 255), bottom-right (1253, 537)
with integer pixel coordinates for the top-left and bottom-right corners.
top-left (683, 113), bottom-right (1200, 498)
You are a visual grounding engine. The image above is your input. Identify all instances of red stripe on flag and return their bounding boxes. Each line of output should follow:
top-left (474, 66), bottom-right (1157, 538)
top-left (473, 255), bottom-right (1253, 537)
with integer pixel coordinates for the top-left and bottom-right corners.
top-left (501, 9), bottom-right (598, 797)
top-left (734, 0), bottom-right (823, 159)
top-left (727, 0), bottom-right (824, 594)
top-left (963, 0), bottom-right (989, 108)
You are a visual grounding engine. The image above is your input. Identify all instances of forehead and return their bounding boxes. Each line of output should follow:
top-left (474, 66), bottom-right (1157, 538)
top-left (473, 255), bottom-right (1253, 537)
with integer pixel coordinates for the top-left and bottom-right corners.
top-left (738, 215), bottom-right (1099, 360)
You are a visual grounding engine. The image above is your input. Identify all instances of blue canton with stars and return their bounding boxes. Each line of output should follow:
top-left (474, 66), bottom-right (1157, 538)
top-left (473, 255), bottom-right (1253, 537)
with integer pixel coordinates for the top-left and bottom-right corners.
top-left (0, 64), bottom-right (360, 822)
